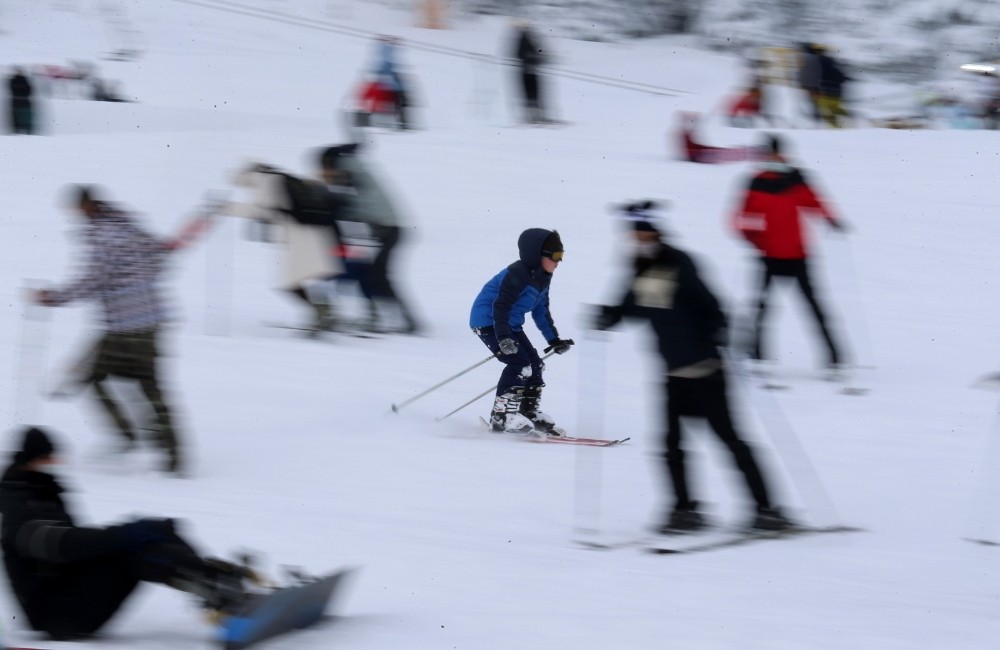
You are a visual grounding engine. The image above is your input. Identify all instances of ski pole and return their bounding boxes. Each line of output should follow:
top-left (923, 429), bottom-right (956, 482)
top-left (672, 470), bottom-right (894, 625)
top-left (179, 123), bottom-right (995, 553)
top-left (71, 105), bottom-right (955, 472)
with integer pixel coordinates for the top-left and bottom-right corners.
top-left (14, 284), bottom-right (52, 425)
top-left (574, 331), bottom-right (608, 541)
top-left (391, 353), bottom-right (498, 413)
top-left (435, 350), bottom-right (559, 422)
top-left (721, 347), bottom-right (842, 527)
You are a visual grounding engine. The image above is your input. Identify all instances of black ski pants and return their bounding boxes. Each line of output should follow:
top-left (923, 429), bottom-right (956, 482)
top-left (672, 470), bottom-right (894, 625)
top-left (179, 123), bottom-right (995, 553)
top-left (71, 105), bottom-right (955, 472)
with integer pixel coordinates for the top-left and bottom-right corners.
top-left (25, 533), bottom-right (204, 640)
top-left (663, 370), bottom-right (772, 511)
top-left (518, 66), bottom-right (544, 122)
top-left (752, 257), bottom-right (840, 366)
top-left (474, 326), bottom-right (544, 397)
top-left (372, 224), bottom-right (419, 332)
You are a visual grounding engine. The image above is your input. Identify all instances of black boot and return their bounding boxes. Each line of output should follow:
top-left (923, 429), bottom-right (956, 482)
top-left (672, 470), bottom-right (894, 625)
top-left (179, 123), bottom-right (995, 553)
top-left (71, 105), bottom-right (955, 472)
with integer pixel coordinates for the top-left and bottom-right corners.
top-left (171, 557), bottom-right (257, 615)
top-left (750, 506), bottom-right (794, 531)
top-left (658, 502), bottom-right (707, 534)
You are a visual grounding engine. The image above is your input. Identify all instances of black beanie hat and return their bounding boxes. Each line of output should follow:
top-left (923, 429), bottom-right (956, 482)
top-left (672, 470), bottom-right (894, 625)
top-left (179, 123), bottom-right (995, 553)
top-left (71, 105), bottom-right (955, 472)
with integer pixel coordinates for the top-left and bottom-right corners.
top-left (319, 143), bottom-right (361, 170)
top-left (764, 133), bottom-right (783, 155)
top-left (13, 427), bottom-right (56, 466)
top-left (541, 230), bottom-right (563, 258)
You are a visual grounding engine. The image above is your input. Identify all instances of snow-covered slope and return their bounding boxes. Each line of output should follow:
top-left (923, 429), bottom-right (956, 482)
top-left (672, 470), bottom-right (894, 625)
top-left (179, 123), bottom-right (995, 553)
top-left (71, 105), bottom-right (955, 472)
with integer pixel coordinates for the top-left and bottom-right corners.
top-left (1, 2), bottom-right (999, 649)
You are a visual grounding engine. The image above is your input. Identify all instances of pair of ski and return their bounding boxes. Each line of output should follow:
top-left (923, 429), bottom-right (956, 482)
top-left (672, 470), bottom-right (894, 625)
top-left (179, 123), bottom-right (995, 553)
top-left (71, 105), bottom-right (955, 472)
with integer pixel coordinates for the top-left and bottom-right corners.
top-left (579, 524), bottom-right (863, 555)
top-left (477, 417), bottom-right (630, 447)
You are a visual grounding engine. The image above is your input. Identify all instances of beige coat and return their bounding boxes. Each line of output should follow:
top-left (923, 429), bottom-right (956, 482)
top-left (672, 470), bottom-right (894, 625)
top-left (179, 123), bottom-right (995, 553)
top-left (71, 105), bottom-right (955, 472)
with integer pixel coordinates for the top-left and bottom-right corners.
top-left (229, 167), bottom-right (342, 290)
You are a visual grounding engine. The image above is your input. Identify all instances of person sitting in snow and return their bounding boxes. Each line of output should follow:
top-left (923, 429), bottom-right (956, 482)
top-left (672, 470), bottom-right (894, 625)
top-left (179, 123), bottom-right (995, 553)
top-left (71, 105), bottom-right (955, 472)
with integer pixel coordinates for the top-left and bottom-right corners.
top-left (0, 426), bottom-right (257, 641)
top-left (676, 112), bottom-right (759, 164)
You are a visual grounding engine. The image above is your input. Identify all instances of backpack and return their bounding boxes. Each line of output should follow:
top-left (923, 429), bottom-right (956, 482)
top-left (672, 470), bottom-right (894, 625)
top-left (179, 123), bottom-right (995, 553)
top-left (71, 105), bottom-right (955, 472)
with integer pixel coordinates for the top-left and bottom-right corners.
top-left (255, 165), bottom-right (331, 227)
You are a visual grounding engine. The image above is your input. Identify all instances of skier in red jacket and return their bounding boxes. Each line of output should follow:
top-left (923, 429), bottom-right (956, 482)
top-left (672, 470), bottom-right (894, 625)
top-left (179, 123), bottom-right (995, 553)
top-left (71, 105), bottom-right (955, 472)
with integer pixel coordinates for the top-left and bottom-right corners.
top-left (732, 134), bottom-right (845, 369)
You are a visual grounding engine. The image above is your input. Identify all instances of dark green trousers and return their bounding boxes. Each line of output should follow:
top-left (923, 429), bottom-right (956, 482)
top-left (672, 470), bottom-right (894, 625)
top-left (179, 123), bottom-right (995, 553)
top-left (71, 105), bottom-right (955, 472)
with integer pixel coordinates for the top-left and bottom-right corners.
top-left (85, 329), bottom-right (180, 470)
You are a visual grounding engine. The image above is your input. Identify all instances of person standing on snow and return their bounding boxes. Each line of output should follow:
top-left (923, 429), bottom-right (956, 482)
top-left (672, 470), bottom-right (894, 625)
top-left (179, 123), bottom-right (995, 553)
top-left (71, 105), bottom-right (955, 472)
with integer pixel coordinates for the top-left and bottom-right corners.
top-left (469, 229), bottom-right (573, 435)
top-left (8, 67), bottom-right (35, 134)
top-left (318, 144), bottom-right (422, 335)
top-left (30, 185), bottom-right (185, 474)
top-left (732, 134), bottom-right (846, 371)
top-left (230, 163), bottom-right (345, 333)
top-left (370, 35), bottom-right (411, 130)
top-left (510, 19), bottom-right (550, 125)
top-left (0, 426), bottom-right (257, 641)
top-left (591, 202), bottom-right (791, 534)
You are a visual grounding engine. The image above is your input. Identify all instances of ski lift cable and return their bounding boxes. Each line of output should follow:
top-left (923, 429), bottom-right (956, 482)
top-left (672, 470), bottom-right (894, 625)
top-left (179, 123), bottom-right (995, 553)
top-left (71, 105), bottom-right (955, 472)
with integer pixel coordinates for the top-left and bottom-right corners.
top-left (169, 0), bottom-right (690, 97)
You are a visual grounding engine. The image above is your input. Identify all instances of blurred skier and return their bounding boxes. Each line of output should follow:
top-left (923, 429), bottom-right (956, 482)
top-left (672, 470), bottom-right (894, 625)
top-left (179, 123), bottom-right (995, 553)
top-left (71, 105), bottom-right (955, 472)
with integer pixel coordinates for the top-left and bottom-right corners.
top-left (469, 228), bottom-right (573, 434)
top-left (731, 134), bottom-right (846, 370)
top-left (30, 185), bottom-right (185, 474)
top-left (510, 19), bottom-right (550, 124)
top-left (591, 201), bottom-right (791, 533)
top-left (796, 43), bottom-right (821, 126)
top-left (230, 163), bottom-right (345, 333)
top-left (369, 35), bottom-right (411, 130)
top-left (319, 144), bottom-right (422, 334)
top-left (8, 67), bottom-right (35, 134)
top-left (0, 426), bottom-right (257, 641)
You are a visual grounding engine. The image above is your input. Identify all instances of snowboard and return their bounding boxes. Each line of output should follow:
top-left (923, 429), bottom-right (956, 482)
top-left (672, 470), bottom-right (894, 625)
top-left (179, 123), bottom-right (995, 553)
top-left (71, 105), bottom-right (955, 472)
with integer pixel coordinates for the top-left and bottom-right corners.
top-left (218, 568), bottom-right (355, 650)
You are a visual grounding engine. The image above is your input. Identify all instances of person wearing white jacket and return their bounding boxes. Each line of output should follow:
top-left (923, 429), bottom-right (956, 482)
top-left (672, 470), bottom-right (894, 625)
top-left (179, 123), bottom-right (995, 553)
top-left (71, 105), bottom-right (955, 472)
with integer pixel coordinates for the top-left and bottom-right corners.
top-left (230, 163), bottom-right (343, 332)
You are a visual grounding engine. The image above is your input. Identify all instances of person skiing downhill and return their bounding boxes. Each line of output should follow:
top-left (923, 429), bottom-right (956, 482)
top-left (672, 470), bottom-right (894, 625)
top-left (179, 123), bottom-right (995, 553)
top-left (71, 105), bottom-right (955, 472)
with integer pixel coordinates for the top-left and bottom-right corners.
top-left (592, 202), bottom-right (791, 534)
top-left (0, 426), bottom-right (256, 641)
top-left (731, 134), bottom-right (846, 371)
top-left (469, 229), bottom-right (574, 435)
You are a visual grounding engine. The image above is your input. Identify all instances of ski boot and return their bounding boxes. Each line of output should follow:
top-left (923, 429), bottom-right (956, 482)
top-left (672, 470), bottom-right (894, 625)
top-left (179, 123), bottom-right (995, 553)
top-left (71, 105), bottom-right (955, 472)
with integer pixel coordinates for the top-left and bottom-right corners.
top-left (489, 389), bottom-right (535, 433)
top-left (174, 557), bottom-right (263, 623)
top-left (750, 506), bottom-right (794, 532)
top-left (519, 385), bottom-right (565, 436)
top-left (658, 502), bottom-right (708, 535)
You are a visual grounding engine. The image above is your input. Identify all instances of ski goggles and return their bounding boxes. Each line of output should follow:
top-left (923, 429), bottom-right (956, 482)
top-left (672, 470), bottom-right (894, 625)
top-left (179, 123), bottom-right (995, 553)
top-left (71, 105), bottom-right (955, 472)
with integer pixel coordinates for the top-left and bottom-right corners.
top-left (544, 250), bottom-right (564, 262)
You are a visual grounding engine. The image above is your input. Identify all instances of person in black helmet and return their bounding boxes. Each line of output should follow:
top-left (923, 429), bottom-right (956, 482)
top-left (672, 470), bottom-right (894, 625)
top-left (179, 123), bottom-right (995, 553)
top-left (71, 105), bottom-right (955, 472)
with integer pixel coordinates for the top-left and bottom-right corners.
top-left (469, 228), bottom-right (574, 435)
top-left (592, 201), bottom-right (792, 534)
top-left (0, 426), bottom-right (257, 642)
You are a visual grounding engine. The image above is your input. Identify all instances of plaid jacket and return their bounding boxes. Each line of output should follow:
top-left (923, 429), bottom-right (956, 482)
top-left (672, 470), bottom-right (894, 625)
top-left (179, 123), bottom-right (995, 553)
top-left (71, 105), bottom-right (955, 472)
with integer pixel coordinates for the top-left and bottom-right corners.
top-left (48, 205), bottom-right (170, 332)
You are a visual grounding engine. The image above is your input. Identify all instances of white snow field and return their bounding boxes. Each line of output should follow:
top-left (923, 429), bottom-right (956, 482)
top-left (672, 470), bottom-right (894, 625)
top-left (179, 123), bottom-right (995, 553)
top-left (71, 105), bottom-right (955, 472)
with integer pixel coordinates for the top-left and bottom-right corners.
top-left (2, 1), bottom-right (1000, 649)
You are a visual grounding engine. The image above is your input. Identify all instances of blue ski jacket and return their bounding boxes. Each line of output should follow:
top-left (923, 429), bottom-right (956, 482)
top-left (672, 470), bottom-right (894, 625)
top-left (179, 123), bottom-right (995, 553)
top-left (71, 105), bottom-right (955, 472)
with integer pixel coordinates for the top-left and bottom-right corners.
top-left (469, 228), bottom-right (559, 343)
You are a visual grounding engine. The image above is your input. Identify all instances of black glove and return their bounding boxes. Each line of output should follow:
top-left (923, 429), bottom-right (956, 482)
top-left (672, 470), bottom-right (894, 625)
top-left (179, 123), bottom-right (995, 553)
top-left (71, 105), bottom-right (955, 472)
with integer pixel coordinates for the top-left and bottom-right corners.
top-left (592, 305), bottom-right (622, 331)
top-left (544, 338), bottom-right (575, 355)
top-left (498, 338), bottom-right (519, 356)
top-left (115, 518), bottom-right (176, 549)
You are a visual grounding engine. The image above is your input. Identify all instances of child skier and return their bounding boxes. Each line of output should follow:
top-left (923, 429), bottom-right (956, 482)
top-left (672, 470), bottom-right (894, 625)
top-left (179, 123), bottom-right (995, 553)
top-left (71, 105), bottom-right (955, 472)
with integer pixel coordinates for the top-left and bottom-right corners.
top-left (469, 229), bottom-right (573, 435)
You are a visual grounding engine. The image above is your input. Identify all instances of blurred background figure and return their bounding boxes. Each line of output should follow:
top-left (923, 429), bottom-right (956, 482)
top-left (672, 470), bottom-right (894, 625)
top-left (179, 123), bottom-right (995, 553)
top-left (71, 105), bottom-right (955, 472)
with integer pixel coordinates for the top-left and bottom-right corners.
top-left (796, 43), bottom-right (821, 127)
top-left (731, 135), bottom-right (846, 372)
top-left (319, 144), bottom-right (423, 335)
top-left (8, 67), bottom-right (35, 134)
top-left (815, 46), bottom-right (851, 128)
top-left (676, 112), bottom-right (757, 163)
top-left (510, 18), bottom-right (551, 125)
top-left (368, 34), bottom-right (412, 131)
top-left (725, 84), bottom-right (764, 128)
top-left (30, 186), bottom-right (185, 474)
top-left (0, 426), bottom-right (257, 641)
top-left (591, 201), bottom-right (792, 534)
top-left (230, 163), bottom-right (345, 334)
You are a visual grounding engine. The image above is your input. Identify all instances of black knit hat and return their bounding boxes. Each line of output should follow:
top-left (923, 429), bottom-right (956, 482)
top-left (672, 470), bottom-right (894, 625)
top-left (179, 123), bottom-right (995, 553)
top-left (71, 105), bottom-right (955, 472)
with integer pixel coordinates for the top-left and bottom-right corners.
top-left (764, 133), bottom-right (783, 156)
top-left (541, 230), bottom-right (563, 259)
top-left (318, 143), bottom-right (361, 170)
top-left (13, 427), bottom-right (57, 466)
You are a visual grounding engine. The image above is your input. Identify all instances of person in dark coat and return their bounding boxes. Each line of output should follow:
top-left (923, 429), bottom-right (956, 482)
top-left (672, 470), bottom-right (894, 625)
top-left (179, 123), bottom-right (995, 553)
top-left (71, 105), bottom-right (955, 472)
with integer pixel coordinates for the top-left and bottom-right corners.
top-left (469, 228), bottom-right (573, 434)
top-left (796, 44), bottom-right (821, 127)
top-left (8, 67), bottom-right (35, 134)
top-left (0, 427), bottom-right (253, 641)
top-left (731, 134), bottom-right (846, 370)
top-left (815, 47), bottom-right (850, 127)
top-left (592, 201), bottom-right (791, 534)
top-left (511, 19), bottom-right (550, 124)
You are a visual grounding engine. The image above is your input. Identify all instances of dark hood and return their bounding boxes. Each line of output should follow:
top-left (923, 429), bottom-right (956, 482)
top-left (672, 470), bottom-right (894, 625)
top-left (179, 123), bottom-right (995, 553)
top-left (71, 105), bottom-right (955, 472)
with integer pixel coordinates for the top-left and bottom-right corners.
top-left (517, 228), bottom-right (552, 269)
